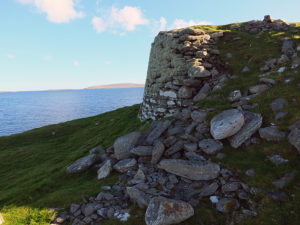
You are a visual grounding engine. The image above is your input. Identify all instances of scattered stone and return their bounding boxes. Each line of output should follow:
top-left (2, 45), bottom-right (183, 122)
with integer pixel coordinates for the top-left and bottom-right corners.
top-left (113, 158), bottom-right (137, 173)
top-left (259, 78), bottom-right (275, 85)
top-left (126, 186), bottom-right (150, 208)
top-left (70, 204), bottom-right (80, 214)
top-left (188, 65), bottom-right (211, 78)
top-left (267, 190), bottom-right (288, 202)
top-left (210, 109), bottom-right (245, 140)
top-left (228, 111), bottom-right (262, 148)
top-left (228, 90), bottom-right (242, 102)
top-left (272, 172), bottom-right (295, 188)
top-left (199, 139), bottom-right (223, 154)
top-left (97, 160), bottom-right (112, 180)
top-left (145, 120), bottom-right (172, 145)
top-left (66, 154), bottom-right (98, 174)
top-left (216, 198), bottom-right (239, 213)
top-left (191, 110), bottom-right (207, 123)
top-left (184, 151), bottom-right (206, 161)
top-left (151, 140), bottom-right (165, 164)
top-left (193, 83), bottom-right (211, 101)
top-left (183, 142), bottom-right (198, 152)
top-left (245, 169), bottom-right (255, 177)
top-left (131, 146), bottom-right (153, 156)
top-left (288, 128), bottom-right (300, 154)
top-left (178, 86), bottom-right (194, 99)
top-left (288, 120), bottom-right (300, 130)
top-left (145, 197), bottom-right (194, 225)
top-left (210, 196), bottom-right (219, 204)
top-left (114, 132), bottom-right (142, 160)
top-left (281, 39), bottom-right (295, 56)
top-left (83, 203), bottom-right (96, 217)
top-left (222, 182), bottom-right (240, 192)
top-left (259, 126), bottom-right (286, 141)
top-left (249, 84), bottom-right (270, 94)
top-left (226, 53), bottom-right (232, 58)
top-left (270, 98), bottom-right (287, 112)
top-left (242, 66), bottom-right (250, 72)
top-left (102, 185), bottom-right (111, 191)
top-left (278, 67), bottom-right (286, 73)
top-left (199, 182), bottom-right (219, 196)
top-left (275, 112), bottom-right (288, 120)
top-left (158, 159), bottom-right (220, 181)
top-left (268, 154), bottom-right (288, 166)
top-left (134, 169), bottom-right (146, 181)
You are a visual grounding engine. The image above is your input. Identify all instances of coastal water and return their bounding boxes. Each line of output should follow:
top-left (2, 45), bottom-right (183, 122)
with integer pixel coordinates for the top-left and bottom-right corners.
top-left (0, 88), bottom-right (144, 137)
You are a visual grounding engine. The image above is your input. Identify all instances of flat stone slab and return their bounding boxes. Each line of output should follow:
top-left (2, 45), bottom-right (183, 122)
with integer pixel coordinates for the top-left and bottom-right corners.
top-left (66, 154), bottom-right (98, 174)
top-left (228, 111), bottom-right (262, 148)
top-left (210, 109), bottom-right (245, 140)
top-left (113, 158), bottom-right (137, 173)
top-left (158, 159), bottom-right (220, 181)
top-left (259, 126), bottom-right (285, 141)
top-left (114, 132), bottom-right (142, 160)
top-left (288, 128), bottom-right (300, 154)
top-left (199, 139), bottom-right (223, 154)
top-left (131, 146), bottom-right (153, 156)
top-left (145, 197), bottom-right (194, 225)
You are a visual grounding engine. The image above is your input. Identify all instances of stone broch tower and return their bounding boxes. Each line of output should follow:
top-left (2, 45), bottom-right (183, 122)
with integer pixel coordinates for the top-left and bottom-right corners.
top-left (139, 27), bottom-right (226, 120)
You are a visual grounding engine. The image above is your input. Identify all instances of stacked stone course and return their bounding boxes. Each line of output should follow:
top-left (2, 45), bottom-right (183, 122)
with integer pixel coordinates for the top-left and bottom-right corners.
top-left (139, 27), bottom-right (227, 120)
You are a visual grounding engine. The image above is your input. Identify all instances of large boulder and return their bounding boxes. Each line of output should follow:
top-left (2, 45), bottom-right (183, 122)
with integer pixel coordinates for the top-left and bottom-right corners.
top-left (228, 111), bottom-right (262, 148)
top-left (114, 132), bottom-right (142, 160)
top-left (145, 197), bottom-right (194, 225)
top-left (66, 154), bottom-right (98, 174)
top-left (259, 126), bottom-right (285, 141)
top-left (126, 186), bottom-right (150, 208)
top-left (97, 160), bottom-right (112, 180)
top-left (158, 159), bottom-right (220, 181)
top-left (288, 128), bottom-right (300, 154)
top-left (210, 109), bottom-right (245, 140)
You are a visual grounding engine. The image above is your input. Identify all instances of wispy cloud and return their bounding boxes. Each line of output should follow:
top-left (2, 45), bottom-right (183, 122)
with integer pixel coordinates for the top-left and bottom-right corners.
top-left (104, 61), bottom-right (112, 65)
top-left (171, 19), bottom-right (212, 29)
top-left (7, 54), bottom-right (15, 59)
top-left (92, 6), bottom-right (149, 34)
top-left (17, 0), bottom-right (84, 23)
top-left (73, 60), bottom-right (79, 66)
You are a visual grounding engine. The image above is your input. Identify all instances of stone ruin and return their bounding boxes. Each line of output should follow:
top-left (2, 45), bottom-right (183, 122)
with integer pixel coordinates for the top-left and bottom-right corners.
top-left (138, 27), bottom-right (227, 120)
top-left (138, 15), bottom-right (295, 121)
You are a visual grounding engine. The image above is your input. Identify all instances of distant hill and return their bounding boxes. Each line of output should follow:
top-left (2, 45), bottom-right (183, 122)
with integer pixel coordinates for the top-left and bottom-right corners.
top-left (86, 83), bottom-right (145, 89)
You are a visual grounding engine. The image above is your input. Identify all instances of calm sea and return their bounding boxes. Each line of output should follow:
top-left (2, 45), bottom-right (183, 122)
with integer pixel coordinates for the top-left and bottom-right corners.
top-left (0, 88), bottom-right (144, 137)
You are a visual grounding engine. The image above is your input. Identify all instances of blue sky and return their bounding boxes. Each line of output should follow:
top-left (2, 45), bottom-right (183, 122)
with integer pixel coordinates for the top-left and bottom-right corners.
top-left (0, 0), bottom-right (299, 91)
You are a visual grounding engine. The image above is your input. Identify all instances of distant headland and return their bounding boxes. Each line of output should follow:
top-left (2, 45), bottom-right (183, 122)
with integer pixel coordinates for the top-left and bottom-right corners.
top-left (86, 83), bottom-right (145, 89)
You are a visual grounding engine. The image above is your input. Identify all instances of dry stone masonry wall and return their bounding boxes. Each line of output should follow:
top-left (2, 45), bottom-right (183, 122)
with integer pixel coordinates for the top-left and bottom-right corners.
top-left (139, 27), bottom-right (227, 120)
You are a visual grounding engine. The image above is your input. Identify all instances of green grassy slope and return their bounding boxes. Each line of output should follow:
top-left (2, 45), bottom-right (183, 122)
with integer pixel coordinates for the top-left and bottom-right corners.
top-left (0, 104), bottom-right (148, 224)
top-left (0, 22), bottom-right (300, 225)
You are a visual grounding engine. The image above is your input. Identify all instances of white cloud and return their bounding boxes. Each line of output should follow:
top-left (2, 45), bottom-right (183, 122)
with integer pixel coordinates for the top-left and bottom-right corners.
top-left (73, 60), bottom-right (79, 66)
top-left (104, 61), bottom-right (111, 65)
top-left (43, 55), bottom-right (52, 61)
top-left (17, 0), bottom-right (84, 23)
top-left (159, 17), bottom-right (167, 31)
top-left (92, 6), bottom-right (149, 33)
top-left (171, 19), bottom-right (212, 29)
top-left (7, 54), bottom-right (15, 59)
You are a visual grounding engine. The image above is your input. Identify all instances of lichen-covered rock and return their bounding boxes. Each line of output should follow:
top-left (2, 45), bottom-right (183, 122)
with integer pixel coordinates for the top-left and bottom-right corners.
top-left (114, 132), bottom-right (142, 160)
top-left (228, 111), bottom-right (262, 148)
top-left (145, 197), bottom-right (194, 225)
top-left (158, 159), bottom-right (220, 180)
top-left (66, 154), bottom-right (98, 174)
top-left (210, 109), bottom-right (245, 140)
